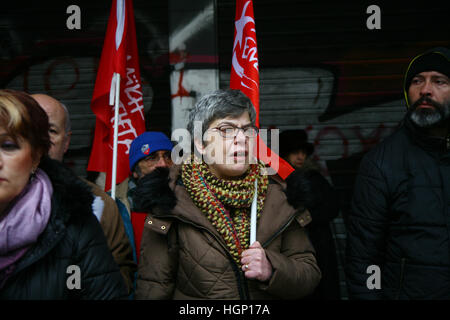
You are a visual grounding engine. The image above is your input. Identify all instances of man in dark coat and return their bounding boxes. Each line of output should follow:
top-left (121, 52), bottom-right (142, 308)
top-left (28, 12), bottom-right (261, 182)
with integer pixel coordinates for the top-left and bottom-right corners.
top-left (346, 47), bottom-right (450, 299)
top-left (31, 93), bottom-right (136, 295)
top-left (279, 129), bottom-right (341, 300)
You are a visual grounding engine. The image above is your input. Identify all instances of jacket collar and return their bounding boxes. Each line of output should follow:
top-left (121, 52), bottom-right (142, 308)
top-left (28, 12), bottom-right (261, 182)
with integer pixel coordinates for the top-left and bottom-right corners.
top-left (151, 165), bottom-right (300, 248)
top-left (12, 203), bottom-right (66, 277)
top-left (10, 157), bottom-right (94, 277)
top-left (39, 157), bottom-right (94, 222)
top-left (403, 115), bottom-right (450, 156)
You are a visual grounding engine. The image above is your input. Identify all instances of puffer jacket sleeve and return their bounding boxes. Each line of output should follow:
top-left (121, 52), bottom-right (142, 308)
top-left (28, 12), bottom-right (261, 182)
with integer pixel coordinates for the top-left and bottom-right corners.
top-left (84, 179), bottom-right (136, 294)
top-left (259, 215), bottom-right (322, 299)
top-left (306, 171), bottom-right (340, 225)
top-left (72, 212), bottom-right (128, 299)
top-left (345, 155), bottom-right (389, 300)
top-left (135, 215), bottom-right (179, 299)
top-left (98, 196), bottom-right (136, 295)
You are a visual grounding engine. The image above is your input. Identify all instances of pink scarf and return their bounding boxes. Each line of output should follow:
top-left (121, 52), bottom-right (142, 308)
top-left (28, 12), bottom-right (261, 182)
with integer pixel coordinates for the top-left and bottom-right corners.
top-left (0, 169), bottom-right (53, 288)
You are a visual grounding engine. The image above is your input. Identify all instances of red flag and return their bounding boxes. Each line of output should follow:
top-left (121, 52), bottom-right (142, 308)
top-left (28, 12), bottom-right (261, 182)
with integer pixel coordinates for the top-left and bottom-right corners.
top-left (88, 0), bottom-right (145, 191)
top-left (230, 0), bottom-right (294, 179)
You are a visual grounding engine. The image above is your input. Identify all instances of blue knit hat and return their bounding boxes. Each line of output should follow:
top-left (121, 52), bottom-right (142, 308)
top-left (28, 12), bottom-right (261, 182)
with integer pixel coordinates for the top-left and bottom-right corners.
top-left (129, 132), bottom-right (173, 171)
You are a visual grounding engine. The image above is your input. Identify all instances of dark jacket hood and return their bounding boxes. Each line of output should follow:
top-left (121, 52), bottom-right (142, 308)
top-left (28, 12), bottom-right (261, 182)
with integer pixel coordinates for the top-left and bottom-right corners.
top-left (38, 156), bottom-right (94, 223)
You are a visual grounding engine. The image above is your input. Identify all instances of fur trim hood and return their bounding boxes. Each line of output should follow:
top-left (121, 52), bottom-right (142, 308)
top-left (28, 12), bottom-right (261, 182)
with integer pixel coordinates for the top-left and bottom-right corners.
top-left (38, 156), bottom-right (94, 223)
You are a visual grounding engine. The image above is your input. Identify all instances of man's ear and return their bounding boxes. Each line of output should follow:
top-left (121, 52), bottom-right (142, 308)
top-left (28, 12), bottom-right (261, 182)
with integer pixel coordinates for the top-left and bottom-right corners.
top-left (132, 171), bottom-right (139, 179)
top-left (63, 131), bottom-right (72, 154)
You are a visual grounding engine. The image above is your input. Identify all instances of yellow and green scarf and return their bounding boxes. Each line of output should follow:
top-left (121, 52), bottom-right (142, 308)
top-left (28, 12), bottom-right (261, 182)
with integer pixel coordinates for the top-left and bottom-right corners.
top-left (181, 159), bottom-right (268, 265)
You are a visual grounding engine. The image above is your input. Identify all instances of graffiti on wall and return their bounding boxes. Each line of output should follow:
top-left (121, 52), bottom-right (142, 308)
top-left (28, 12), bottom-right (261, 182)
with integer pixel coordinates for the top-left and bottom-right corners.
top-left (0, 2), bottom-right (171, 176)
top-left (168, 0), bottom-right (219, 131)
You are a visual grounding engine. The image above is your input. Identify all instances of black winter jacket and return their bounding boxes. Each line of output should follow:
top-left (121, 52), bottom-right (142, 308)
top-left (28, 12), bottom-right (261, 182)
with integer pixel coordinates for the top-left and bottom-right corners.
top-left (346, 117), bottom-right (450, 300)
top-left (303, 170), bottom-right (341, 300)
top-left (0, 157), bottom-right (128, 299)
top-left (284, 165), bottom-right (341, 299)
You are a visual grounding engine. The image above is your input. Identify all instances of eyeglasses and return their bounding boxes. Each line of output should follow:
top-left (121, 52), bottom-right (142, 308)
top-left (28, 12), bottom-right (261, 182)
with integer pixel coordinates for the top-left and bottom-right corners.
top-left (209, 124), bottom-right (259, 139)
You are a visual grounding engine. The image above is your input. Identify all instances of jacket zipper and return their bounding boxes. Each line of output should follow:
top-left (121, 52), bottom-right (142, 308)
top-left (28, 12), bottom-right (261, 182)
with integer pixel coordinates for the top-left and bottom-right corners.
top-left (157, 214), bottom-right (250, 300)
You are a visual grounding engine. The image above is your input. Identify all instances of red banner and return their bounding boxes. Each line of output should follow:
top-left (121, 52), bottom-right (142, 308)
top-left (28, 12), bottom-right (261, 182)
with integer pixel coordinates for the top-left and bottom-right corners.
top-left (87, 0), bottom-right (145, 191)
top-left (230, 0), bottom-right (294, 179)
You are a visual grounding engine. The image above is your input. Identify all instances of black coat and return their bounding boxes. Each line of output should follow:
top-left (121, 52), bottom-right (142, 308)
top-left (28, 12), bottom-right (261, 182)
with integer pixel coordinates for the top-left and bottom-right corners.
top-left (285, 166), bottom-right (341, 300)
top-left (346, 117), bottom-right (450, 299)
top-left (0, 157), bottom-right (128, 300)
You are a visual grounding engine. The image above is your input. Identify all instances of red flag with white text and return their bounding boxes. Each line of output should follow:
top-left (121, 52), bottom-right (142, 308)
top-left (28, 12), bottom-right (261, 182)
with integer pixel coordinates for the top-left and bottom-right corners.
top-left (230, 0), bottom-right (294, 179)
top-left (87, 0), bottom-right (145, 191)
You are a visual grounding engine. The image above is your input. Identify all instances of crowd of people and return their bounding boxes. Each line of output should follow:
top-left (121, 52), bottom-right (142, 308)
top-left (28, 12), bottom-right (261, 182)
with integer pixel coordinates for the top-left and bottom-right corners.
top-left (0, 46), bottom-right (449, 300)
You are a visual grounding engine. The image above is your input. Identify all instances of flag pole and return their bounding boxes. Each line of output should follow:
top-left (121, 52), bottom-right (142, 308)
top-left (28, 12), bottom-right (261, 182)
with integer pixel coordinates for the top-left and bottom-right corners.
top-left (111, 72), bottom-right (120, 200)
top-left (250, 177), bottom-right (258, 245)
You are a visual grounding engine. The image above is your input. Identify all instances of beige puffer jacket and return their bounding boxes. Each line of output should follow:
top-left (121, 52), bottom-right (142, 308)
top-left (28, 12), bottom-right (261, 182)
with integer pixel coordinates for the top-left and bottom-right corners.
top-left (135, 166), bottom-right (321, 300)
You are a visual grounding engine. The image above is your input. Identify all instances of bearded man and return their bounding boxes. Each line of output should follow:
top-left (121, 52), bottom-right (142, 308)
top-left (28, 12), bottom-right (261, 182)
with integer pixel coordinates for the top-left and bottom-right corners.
top-left (346, 47), bottom-right (450, 300)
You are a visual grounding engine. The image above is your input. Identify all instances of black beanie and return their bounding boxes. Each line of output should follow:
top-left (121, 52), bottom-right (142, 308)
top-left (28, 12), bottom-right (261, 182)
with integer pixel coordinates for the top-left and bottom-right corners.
top-left (279, 129), bottom-right (314, 158)
top-left (403, 47), bottom-right (450, 107)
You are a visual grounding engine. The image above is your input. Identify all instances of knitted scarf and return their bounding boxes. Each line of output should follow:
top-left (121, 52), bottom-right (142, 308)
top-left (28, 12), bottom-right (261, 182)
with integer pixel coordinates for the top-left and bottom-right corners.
top-left (181, 158), bottom-right (268, 265)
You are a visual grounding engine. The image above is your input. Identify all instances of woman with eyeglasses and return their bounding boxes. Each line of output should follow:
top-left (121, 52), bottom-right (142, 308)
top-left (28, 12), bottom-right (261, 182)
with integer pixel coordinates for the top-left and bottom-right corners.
top-left (133, 89), bottom-right (321, 299)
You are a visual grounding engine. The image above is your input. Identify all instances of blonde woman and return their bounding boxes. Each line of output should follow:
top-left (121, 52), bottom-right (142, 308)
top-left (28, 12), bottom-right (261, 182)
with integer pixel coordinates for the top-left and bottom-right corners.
top-left (0, 90), bottom-right (127, 299)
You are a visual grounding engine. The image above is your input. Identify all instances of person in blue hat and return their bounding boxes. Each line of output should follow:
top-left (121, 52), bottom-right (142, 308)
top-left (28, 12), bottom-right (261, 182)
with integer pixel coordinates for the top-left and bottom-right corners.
top-left (129, 131), bottom-right (174, 180)
top-left (128, 131), bottom-right (174, 262)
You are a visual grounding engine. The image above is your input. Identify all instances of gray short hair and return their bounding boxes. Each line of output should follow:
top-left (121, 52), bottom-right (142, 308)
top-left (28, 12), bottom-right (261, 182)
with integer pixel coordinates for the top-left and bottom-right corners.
top-left (60, 102), bottom-right (71, 134)
top-left (186, 89), bottom-right (256, 138)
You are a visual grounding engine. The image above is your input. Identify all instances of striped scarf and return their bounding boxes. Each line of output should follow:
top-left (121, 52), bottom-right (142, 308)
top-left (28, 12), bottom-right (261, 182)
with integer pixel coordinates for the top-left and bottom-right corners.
top-left (181, 159), bottom-right (268, 265)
